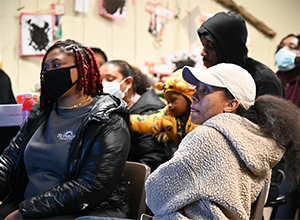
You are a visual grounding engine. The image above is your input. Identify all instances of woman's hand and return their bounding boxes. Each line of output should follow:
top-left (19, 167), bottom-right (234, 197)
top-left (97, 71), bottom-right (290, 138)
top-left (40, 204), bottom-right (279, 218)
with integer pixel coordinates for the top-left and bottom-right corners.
top-left (4, 210), bottom-right (24, 220)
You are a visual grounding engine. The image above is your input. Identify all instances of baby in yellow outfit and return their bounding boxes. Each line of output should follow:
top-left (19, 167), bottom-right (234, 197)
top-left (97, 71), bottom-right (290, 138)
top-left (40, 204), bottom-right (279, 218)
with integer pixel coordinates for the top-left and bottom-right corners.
top-left (130, 69), bottom-right (199, 145)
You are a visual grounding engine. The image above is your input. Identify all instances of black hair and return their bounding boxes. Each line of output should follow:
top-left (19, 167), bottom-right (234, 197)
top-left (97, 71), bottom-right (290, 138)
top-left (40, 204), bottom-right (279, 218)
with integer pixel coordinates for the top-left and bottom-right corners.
top-left (104, 60), bottom-right (152, 95)
top-left (224, 90), bottom-right (300, 187)
top-left (90, 47), bottom-right (108, 62)
top-left (275, 34), bottom-right (298, 53)
top-left (239, 95), bottom-right (300, 187)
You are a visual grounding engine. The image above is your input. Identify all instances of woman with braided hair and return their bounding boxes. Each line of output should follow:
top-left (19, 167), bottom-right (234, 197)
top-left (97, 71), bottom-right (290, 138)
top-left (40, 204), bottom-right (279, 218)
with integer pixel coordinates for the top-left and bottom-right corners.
top-left (0, 39), bottom-right (130, 219)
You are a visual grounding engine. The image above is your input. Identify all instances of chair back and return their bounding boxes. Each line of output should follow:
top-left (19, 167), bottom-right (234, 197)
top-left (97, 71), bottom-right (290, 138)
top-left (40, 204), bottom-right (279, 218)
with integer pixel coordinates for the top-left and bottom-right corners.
top-left (123, 161), bottom-right (151, 220)
top-left (250, 180), bottom-right (269, 220)
top-left (264, 169), bottom-right (286, 220)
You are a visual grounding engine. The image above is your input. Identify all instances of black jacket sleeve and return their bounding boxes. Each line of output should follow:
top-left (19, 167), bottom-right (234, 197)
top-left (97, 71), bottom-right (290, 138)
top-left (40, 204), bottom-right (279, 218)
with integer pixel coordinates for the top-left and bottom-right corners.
top-left (0, 133), bottom-right (22, 200)
top-left (0, 110), bottom-right (34, 201)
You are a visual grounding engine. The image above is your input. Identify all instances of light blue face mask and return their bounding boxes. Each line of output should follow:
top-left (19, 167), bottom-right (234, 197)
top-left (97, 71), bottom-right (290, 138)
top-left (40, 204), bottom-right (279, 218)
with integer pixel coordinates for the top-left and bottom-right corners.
top-left (275, 48), bottom-right (296, 72)
top-left (102, 77), bottom-right (129, 99)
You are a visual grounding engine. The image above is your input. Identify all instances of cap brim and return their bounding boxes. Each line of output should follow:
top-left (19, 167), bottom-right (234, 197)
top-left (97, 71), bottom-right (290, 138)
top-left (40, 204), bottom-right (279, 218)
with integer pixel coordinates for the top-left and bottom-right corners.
top-left (182, 66), bottom-right (201, 86)
top-left (182, 66), bottom-right (226, 88)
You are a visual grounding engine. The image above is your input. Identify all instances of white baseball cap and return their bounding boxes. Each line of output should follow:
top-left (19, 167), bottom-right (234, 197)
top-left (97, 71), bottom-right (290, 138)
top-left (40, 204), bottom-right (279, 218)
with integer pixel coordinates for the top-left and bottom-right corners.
top-left (182, 63), bottom-right (256, 110)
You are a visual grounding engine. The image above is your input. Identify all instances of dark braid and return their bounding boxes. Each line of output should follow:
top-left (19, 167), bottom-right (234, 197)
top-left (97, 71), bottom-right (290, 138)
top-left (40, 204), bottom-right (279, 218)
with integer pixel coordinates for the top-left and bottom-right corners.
top-left (40, 39), bottom-right (102, 111)
top-left (86, 47), bottom-right (102, 95)
top-left (73, 45), bottom-right (85, 91)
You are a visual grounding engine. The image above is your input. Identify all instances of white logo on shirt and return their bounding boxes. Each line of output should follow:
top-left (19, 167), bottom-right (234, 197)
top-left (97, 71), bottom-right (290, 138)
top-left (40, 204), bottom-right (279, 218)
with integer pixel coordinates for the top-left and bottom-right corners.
top-left (57, 130), bottom-right (76, 140)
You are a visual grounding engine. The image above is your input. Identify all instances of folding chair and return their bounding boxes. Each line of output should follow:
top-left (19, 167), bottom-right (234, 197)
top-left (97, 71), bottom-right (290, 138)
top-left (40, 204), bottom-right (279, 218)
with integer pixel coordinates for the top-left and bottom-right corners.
top-left (123, 161), bottom-right (151, 220)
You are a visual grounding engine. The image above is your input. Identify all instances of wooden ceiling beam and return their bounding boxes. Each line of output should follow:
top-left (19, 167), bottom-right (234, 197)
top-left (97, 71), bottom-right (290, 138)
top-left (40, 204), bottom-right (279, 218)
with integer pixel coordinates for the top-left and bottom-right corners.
top-left (215, 0), bottom-right (276, 38)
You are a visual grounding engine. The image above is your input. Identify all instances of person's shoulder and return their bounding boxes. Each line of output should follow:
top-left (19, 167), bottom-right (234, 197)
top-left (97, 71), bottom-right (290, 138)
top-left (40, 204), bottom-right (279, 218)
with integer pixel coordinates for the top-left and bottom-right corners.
top-left (246, 58), bottom-right (285, 97)
top-left (26, 103), bottom-right (41, 121)
top-left (94, 94), bottom-right (127, 108)
top-left (0, 69), bottom-right (9, 77)
top-left (0, 69), bottom-right (11, 84)
top-left (93, 94), bottom-right (129, 119)
top-left (139, 89), bottom-right (165, 107)
top-left (245, 58), bottom-right (279, 80)
top-left (246, 58), bottom-right (273, 73)
top-left (130, 89), bottom-right (165, 114)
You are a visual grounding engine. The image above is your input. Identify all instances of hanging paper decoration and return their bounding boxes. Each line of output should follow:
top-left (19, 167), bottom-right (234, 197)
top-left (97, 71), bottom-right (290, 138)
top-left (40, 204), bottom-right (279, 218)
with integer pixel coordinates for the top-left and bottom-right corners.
top-left (162, 46), bottom-right (205, 71)
top-left (145, 2), bottom-right (174, 20)
top-left (199, 11), bottom-right (213, 23)
top-left (53, 15), bottom-right (62, 39)
top-left (51, 3), bottom-right (65, 16)
top-left (246, 36), bottom-right (253, 47)
top-left (20, 13), bottom-right (53, 57)
top-left (51, 3), bottom-right (65, 39)
top-left (145, 1), bottom-right (174, 38)
top-left (75, 0), bottom-right (90, 13)
top-left (99, 0), bottom-right (128, 20)
top-left (181, 6), bottom-right (200, 44)
top-left (148, 14), bottom-right (167, 38)
top-left (144, 62), bottom-right (174, 77)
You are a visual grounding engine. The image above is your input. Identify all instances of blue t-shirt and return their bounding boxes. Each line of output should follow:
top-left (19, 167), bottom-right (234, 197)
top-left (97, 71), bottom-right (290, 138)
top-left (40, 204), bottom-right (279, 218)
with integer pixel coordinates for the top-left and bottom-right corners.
top-left (24, 100), bottom-right (95, 199)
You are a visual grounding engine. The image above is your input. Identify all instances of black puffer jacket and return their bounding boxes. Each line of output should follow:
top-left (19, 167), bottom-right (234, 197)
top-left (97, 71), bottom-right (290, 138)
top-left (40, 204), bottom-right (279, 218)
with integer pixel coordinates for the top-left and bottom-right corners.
top-left (128, 89), bottom-right (176, 172)
top-left (0, 94), bottom-right (130, 219)
top-left (198, 11), bottom-right (285, 98)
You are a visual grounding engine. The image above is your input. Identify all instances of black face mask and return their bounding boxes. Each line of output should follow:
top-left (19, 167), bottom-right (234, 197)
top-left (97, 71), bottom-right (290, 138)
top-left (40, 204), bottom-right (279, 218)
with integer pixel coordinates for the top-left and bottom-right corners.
top-left (43, 65), bottom-right (78, 99)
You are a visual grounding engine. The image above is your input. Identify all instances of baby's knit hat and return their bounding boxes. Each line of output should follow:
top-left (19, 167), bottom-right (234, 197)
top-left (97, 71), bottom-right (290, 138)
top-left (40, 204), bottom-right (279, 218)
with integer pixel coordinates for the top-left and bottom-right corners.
top-left (156, 68), bottom-right (195, 102)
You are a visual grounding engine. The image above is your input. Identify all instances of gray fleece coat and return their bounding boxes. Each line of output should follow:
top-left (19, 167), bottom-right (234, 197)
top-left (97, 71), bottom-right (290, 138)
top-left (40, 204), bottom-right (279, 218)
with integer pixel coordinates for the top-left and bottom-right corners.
top-left (145, 113), bottom-right (285, 220)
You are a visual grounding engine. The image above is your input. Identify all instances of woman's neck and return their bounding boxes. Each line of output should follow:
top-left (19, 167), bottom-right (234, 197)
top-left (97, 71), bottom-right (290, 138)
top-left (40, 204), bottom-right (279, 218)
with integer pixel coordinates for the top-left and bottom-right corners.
top-left (123, 88), bottom-right (134, 104)
top-left (127, 92), bottom-right (140, 108)
top-left (58, 92), bottom-right (93, 109)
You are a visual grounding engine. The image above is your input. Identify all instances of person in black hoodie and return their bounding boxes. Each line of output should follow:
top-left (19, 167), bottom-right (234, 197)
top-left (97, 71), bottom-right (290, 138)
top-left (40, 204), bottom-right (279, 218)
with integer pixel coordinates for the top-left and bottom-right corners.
top-left (198, 11), bottom-right (285, 98)
top-left (100, 60), bottom-right (175, 172)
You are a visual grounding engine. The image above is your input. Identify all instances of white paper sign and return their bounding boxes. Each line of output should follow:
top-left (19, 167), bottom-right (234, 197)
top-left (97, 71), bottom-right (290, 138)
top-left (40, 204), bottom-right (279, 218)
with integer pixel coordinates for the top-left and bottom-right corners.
top-left (0, 104), bottom-right (23, 127)
top-left (75, 0), bottom-right (90, 13)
